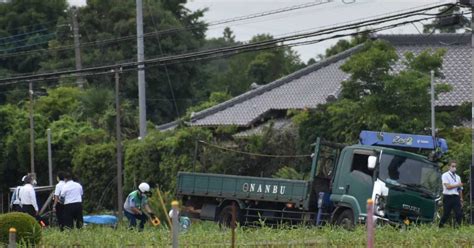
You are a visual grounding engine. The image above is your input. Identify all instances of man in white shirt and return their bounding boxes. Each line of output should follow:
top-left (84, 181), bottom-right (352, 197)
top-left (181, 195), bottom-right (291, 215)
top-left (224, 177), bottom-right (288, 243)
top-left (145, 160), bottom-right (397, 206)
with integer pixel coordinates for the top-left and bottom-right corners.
top-left (439, 160), bottom-right (464, 228)
top-left (10, 175), bottom-right (27, 212)
top-left (52, 171), bottom-right (66, 230)
top-left (60, 172), bottom-right (84, 229)
top-left (18, 174), bottom-right (38, 217)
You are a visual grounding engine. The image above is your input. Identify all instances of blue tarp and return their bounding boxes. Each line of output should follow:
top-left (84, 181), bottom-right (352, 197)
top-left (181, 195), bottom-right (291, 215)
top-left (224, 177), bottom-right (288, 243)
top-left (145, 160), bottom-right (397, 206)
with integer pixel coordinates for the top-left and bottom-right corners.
top-left (83, 215), bottom-right (118, 225)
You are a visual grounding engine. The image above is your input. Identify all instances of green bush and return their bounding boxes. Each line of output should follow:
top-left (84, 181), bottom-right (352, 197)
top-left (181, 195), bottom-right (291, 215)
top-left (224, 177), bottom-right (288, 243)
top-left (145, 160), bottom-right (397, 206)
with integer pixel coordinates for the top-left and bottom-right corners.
top-left (0, 212), bottom-right (42, 246)
top-left (147, 189), bottom-right (176, 228)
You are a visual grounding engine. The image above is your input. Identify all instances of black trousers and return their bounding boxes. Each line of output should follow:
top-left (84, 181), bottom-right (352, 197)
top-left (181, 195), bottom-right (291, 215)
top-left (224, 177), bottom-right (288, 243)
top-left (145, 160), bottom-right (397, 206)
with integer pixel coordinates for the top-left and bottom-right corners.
top-left (439, 194), bottom-right (462, 227)
top-left (11, 204), bottom-right (22, 212)
top-left (63, 202), bottom-right (83, 230)
top-left (55, 203), bottom-right (65, 229)
top-left (21, 204), bottom-right (36, 218)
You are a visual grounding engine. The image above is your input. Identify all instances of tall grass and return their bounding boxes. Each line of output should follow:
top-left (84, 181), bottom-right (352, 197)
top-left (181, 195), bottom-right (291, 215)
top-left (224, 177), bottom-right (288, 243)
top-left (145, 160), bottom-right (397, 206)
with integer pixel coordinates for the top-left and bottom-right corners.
top-left (39, 221), bottom-right (474, 247)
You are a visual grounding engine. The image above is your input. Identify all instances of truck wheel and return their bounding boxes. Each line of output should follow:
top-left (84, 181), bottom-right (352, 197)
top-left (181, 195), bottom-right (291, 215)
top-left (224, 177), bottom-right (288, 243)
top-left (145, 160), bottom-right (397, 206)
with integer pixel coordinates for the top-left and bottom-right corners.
top-left (336, 209), bottom-right (354, 230)
top-left (218, 205), bottom-right (239, 229)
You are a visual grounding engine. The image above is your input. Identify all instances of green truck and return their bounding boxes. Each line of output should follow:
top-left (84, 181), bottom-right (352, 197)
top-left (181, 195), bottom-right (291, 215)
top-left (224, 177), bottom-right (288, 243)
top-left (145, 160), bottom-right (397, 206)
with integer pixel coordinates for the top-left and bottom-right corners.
top-left (176, 131), bottom-right (447, 228)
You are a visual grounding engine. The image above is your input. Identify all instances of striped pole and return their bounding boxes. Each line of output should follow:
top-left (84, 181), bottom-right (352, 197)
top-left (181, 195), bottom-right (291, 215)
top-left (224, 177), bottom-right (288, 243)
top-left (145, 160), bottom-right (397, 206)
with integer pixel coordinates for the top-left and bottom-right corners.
top-left (8, 227), bottom-right (16, 248)
top-left (171, 200), bottom-right (179, 248)
top-left (367, 199), bottom-right (374, 248)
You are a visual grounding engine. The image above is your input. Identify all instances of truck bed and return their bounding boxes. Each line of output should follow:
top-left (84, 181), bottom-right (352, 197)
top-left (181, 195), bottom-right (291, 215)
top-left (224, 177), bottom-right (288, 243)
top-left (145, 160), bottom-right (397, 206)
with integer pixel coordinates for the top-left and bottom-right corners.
top-left (177, 172), bottom-right (311, 205)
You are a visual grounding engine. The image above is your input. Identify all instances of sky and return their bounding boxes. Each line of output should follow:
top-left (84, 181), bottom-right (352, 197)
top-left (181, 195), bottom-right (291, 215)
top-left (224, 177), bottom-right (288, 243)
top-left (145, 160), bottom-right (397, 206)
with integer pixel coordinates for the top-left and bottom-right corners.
top-left (68, 0), bottom-right (455, 62)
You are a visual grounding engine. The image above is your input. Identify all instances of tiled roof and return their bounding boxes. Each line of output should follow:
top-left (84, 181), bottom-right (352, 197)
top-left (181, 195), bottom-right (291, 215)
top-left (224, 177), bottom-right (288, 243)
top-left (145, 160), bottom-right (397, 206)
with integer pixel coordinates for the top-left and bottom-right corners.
top-left (379, 34), bottom-right (471, 107)
top-left (162, 34), bottom-right (471, 129)
top-left (233, 118), bottom-right (294, 138)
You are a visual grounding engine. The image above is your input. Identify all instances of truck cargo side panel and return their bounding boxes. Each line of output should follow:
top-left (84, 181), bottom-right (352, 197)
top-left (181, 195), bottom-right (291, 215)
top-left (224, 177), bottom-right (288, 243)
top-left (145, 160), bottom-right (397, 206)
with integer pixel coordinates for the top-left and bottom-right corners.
top-left (177, 172), bottom-right (310, 206)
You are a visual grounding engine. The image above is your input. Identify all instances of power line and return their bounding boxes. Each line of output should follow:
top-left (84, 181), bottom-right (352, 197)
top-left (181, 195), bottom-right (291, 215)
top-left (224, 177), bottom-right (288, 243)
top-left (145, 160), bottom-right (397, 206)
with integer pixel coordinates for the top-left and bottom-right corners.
top-left (0, 19), bottom-right (62, 33)
top-left (0, 2), bottom-right (447, 60)
top-left (0, 1), bottom-right (334, 59)
top-left (0, 11), bottom-right (455, 85)
top-left (0, 6), bottom-right (459, 85)
top-left (140, 5), bottom-right (458, 64)
top-left (272, 3), bottom-right (456, 39)
top-left (199, 140), bottom-right (312, 158)
top-left (206, 0), bottom-right (333, 26)
top-left (146, 0), bottom-right (180, 118)
top-left (10, 2), bottom-right (454, 74)
top-left (0, 33), bottom-right (58, 52)
top-left (0, 1), bottom-right (450, 61)
top-left (0, 28), bottom-right (50, 41)
top-left (0, 14), bottom-right (465, 106)
top-left (0, 32), bottom-right (57, 47)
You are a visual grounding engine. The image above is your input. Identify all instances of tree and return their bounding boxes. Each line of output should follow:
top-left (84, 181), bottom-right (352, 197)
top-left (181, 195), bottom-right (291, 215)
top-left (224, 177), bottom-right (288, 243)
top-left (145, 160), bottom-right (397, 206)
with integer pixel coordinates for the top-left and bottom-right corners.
top-left (72, 142), bottom-right (116, 211)
top-left (35, 87), bottom-right (83, 121)
top-left (0, 0), bottom-right (68, 74)
top-left (296, 40), bottom-right (453, 147)
top-left (313, 32), bottom-right (369, 62)
top-left (39, 116), bottom-right (109, 176)
top-left (223, 27), bottom-right (235, 43)
top-left (38, 0), bottom-right (208, 124)
top-left (123, 127), bottom-right (212, 193)
top-left (0, 104), bottom-right (49, 190)
top-left (185, 91), bottom-right (231, 117)
top-left (198, 31), bottom-right (304, 100)
top-left (423, 5), bottom-right (471, 33)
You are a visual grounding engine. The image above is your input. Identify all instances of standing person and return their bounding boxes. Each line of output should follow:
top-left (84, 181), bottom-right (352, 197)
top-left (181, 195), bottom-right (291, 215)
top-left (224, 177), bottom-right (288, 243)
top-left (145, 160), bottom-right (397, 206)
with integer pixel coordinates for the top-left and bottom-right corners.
top-left (123, 182), bottom-right (155, 231)
top-left (10, 176), bottom-right (27, 212)
top-left (60, 172), bottom-right (84, 229)
top-left (439, 160), bottom-right (464, 228)
top-left (52, 171), bottom-right (66, 229)
top-left (18, 174), bottom-right (38, 217)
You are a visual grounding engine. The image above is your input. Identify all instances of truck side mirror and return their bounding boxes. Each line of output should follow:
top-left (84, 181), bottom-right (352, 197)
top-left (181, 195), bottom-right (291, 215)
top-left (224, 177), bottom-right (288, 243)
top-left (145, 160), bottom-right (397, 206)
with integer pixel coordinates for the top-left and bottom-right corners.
top-left (368, 155), bottom-right (377, 170)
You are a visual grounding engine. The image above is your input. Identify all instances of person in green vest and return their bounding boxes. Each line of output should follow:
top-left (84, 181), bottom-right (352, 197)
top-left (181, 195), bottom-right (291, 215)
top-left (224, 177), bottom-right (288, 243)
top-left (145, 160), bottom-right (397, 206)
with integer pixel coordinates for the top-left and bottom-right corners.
top-left (123, 182), bottom-right (155, 230)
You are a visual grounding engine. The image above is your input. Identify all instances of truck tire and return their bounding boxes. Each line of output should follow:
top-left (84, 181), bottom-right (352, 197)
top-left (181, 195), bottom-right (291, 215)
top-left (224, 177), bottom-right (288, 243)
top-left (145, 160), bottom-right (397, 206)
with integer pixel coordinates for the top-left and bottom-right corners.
top-left (218, 205), bottom-right (240, 229)
top-left (336, 209), bottom-right (354, 230)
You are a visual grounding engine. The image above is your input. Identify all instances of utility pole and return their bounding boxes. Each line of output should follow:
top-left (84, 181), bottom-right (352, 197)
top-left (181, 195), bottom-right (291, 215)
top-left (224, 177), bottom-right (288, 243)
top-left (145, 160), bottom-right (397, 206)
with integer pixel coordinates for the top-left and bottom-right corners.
top-left (47, 129), bottom-right (53, 186)
top-left (115, 68), bottom-right (124, 219)
top-left (71, 6), bottom-right (85, 89)
top-left (470, 2), bottom-right (473, 226)
top-left (136, 0), bottom-right (147, 138)
top-left (28, 82), bottom-right (35, 174)
top-left (430, 70), bottom-right (435, 140)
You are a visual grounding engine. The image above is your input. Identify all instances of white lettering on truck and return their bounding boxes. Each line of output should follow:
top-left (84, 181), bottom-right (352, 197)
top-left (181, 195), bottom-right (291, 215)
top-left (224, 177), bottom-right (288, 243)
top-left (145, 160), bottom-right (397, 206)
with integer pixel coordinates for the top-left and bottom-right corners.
top-left (242, 183), bottom-right (286, 195)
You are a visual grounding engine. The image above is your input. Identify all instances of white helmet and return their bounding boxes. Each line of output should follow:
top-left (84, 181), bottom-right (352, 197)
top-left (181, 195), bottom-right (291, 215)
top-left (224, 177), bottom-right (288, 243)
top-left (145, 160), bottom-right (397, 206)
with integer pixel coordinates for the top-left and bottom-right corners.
top-left (138, 182), bottom-right (150, 193)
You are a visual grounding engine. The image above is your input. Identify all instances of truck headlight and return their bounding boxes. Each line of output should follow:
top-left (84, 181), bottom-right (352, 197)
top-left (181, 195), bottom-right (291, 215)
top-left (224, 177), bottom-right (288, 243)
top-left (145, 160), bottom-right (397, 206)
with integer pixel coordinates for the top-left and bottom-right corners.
top-left (375, 194), bottom-right (386, 211)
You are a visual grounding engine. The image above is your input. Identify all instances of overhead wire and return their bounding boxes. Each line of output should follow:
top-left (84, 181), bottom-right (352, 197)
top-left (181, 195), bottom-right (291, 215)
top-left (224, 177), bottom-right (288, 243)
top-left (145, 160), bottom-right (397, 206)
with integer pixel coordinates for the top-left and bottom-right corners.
top-left (0, 28), bottom-right (50, 41)
top-left (0, 1), bottom-right (449, 60)
top-left (0, 19), bottom-right (62, 33)
top-left (0, 12), bottom-right (468, 110)
top-left (0, 33), bottom-right (60, 52)
top-left (199, 140), bottom-right (312, 158)
top-left (0, 6), bottom-right (461, 85)
top-left (0, 1), bottom-right (333, 59)
top-left (146, 0), bottom-right (180, 118)
top-left (205, 0), bottom-right (333, 26)
top-left (271, 3), bottom-right (456, 39)
top-left (139, 6), bottom-right (461, 66)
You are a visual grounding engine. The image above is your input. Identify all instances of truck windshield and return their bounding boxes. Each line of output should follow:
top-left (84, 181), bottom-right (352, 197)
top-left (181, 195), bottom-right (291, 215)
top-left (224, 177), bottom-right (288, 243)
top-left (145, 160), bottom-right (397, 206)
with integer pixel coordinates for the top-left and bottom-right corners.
top-left (378, 153), bottom-right (440, 197)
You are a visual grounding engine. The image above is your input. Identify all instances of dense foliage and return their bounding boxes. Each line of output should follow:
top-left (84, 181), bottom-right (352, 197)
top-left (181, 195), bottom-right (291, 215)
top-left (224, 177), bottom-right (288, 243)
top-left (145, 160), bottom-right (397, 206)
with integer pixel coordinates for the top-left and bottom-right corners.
top-left (0, 212), bottom-right (42, 246)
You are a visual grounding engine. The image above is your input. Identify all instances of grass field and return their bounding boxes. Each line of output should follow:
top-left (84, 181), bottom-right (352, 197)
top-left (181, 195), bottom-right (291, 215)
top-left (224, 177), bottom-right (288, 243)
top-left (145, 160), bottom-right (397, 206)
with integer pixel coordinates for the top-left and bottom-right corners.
top-left (38, 221), bottom-right (474, 247)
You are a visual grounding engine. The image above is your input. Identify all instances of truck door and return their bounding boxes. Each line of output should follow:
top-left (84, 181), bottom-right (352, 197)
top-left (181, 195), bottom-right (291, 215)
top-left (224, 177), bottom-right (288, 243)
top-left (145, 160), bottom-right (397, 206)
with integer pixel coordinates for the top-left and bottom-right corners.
top-left (345, 150), bottom-right (375, 215)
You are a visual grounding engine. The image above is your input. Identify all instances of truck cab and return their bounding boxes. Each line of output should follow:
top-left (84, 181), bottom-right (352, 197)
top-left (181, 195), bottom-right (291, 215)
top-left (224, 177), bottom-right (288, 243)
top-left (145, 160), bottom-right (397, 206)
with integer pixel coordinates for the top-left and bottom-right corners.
top-left (328, 131), bottom-right (444, 228)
